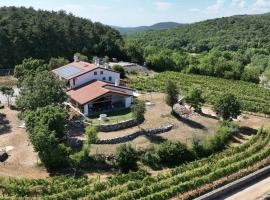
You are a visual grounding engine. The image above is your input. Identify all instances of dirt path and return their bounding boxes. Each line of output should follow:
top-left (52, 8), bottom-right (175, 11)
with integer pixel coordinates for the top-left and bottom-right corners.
top-left (220, 175), bottom-right (270, 200)
top-left (0, 107), bottom-right (48, 179)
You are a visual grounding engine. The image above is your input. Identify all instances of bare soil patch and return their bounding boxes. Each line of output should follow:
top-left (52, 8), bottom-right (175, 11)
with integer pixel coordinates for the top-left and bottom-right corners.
top-left (92, 93), bottom-right (270, 155)
top-left (0, 76), bottom-right (17, 87)
top-left (0, 106), bottom-right (48, 179)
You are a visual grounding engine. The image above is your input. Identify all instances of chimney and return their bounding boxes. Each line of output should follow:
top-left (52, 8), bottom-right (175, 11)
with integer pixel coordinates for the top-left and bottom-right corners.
top-left (104, 63), bottom-right (109, 69)
top-left (74, 55), bottom-right (79, 62)
top-left (95, 58), bottom-right (100, 67)
top-left (115, 79), bottom-right (120, 86)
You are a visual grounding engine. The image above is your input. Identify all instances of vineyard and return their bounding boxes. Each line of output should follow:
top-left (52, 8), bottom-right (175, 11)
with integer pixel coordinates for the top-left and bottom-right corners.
top-left (0, 127), bottom-right (270, 199)
top-left (129, 72), bottom-right (270, 114)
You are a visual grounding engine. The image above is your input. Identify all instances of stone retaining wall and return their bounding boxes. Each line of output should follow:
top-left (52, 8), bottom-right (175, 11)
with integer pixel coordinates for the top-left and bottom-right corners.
top-left (194, 165), bottom-right (270, 200)
top-left (94, 124), bottom-right (174, 144)
top-left (95, 119), bottom-right (138, 132)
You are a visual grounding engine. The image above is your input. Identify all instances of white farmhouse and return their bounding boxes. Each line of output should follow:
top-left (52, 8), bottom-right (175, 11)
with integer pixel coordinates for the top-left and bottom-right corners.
top-left (53, 58), bottom-right (134, 116)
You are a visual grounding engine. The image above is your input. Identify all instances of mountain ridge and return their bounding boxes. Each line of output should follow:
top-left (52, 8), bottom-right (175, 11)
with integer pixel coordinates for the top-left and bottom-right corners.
top-left (111, 22), bottom-right (182, 35)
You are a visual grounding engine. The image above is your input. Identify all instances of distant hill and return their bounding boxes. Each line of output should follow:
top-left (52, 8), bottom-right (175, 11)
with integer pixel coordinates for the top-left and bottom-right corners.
top-left (127, 14), bottom-right (270, 52)
top-left (112, 22), bottom-right (181, 35)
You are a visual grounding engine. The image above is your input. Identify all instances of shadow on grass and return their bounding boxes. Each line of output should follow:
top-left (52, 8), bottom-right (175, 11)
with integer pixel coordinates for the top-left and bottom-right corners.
top-left (172, 111), bottom-right (206, 130)
top-left (48, 159), bottom-right (115, 178)
top-left (239, 126), bottom-right (257, 136)
top-left (145, 133), bottom-right (168, 144)
top-left (0, 113), bottom-right (11, 135)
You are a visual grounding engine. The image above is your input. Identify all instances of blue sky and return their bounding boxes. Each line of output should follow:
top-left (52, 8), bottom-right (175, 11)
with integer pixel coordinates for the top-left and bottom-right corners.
top-left (0, 0), bottom-right (270, 26)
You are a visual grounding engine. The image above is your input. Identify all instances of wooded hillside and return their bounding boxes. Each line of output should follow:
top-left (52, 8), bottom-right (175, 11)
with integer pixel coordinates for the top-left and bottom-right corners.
top-left (127, 15), bottom-right (270, 52)
top-left (126, 14), bottom-right (270, 83)
top-left (0, 7), bottom-right (124, 68)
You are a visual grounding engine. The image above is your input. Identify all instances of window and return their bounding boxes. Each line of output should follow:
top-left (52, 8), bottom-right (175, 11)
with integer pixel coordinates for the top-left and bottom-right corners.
top-left (109, 76), bottom-right (112, 81)
top-left (73, 78), bottom-right (76, 86)
top-left (94, 71), bottom-right (97, 75)
top-left (103, 77), bottom-right (106, 81)
top-left (100, 71), bottom-right (103, 75)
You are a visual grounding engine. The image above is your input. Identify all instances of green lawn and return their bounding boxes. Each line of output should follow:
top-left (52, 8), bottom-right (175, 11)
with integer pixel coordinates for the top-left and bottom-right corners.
top-left (87, 108), bottom-right (133, 125)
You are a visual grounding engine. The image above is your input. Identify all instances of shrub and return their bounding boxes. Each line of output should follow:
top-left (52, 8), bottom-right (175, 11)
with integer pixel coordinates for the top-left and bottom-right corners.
top-left (131, 99), bottom-right (146, 123)
top-left (191, 137), bottom-right (208, 158)
top-left (115, 144), bottom-right (138, 173)
top-left (142, 149), bottom-right (160, 169)
top-left (157, 141), bottom-right (193, 167)
top-left (207, 121), bottom-right (238, 152)
top-left (112, 64), bottom-right (126, 78)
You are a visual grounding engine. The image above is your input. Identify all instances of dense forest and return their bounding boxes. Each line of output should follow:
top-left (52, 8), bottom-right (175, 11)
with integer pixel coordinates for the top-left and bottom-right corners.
top-left (126, 14), bottom-right (270, 83)
top-left (1, 7), bottom-right (270, 84)
top-left (0, 6), bottom-right (124, 68)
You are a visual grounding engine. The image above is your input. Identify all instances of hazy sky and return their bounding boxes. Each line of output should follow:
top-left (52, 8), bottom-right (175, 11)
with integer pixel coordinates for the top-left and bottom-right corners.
top-left (0, 0), bottom-right (270, 26)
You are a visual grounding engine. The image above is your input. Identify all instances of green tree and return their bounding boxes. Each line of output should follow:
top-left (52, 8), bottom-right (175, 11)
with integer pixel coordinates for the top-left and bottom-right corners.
top-left (24, 105), bottom-right (66, 139)
top-left (191, 137), bottom-right (207, 158)
top-left (0, 7), bottom-right (124, 69)
top-left (115, 144), bottom-right (138, 173)
top-left (24, 106), bottom-right (71, 169)
top-left (185, 87), bottom-right (205, 112)
top-left (70, 126), bottom-right (97, 172)
top-left (85, 125), bottom-right (98, 147)
top-left (131, 100), bottom-right (146, 123)
top-left (30, 125), bottom-right (71, 169)
top-left (0, 86), bottom-right (14, 107)
top-left (157, 141), bottom-right (193, 167)
top-left (241, 66), bottom-right (260, 83)
top-left (74, 52), bottom-right (88, 62)
top-left (112, 64), bottom-right (126, 78)
top-left (165, 80), bottom-right (179, 112)
top-left (16, 71), bottom-right (66, 111)
top-left (208, 121), bottom-right (237, 152)
top-left (103, 56), bottom-right (110, 64)
top-left (145, 50), bottom-right (175, 71)
top-left (124, 43), bottom-right (144, 64)
top-left (48, 57), bottom-right (69, 70)
top-left (214, 93), bottom-right (241, 120)
top-left (14, 58), bottom-right (49, 83)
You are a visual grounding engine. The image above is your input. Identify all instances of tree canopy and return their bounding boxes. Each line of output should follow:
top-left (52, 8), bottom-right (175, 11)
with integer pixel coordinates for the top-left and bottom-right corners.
top-left (14, 58), bottom-right (49, 83)
top-left (115, 144), bottom-right (138, 173)
top-left (16, 70), bottom-right (66, 111)
top-left (214, 93), bottom-right (241, 120)
top-left (0, 6), bottom-right (124, 68)
top-left (126, 14), bottom-right (270, 84)
top-left (165, 80), bottom-right (179, 111)
top-left (185, 87), bottom-right (205, 112)
top-left (24, 105), bottom-right (71, 169)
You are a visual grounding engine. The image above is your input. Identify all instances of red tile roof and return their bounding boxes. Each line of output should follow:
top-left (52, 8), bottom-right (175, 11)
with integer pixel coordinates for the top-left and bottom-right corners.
top-left (67, 81), bottom-right (132, 105)
top-left (53, 61), bottom-right (98, 80)
top-left (53, 61), bottom-right (121, 80)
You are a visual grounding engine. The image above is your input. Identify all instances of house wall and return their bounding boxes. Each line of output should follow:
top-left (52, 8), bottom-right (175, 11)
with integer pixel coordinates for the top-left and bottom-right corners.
top-left (83, 104), bottom-right (89, 116)
top-left (69, 68), bottom-right (120, 88)
top-left (125, 96), bottom-right (132, 108)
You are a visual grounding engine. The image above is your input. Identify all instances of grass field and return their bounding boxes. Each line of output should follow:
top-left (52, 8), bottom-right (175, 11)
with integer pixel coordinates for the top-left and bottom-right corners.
top-left (88, 108), bottom-right (133, 125)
